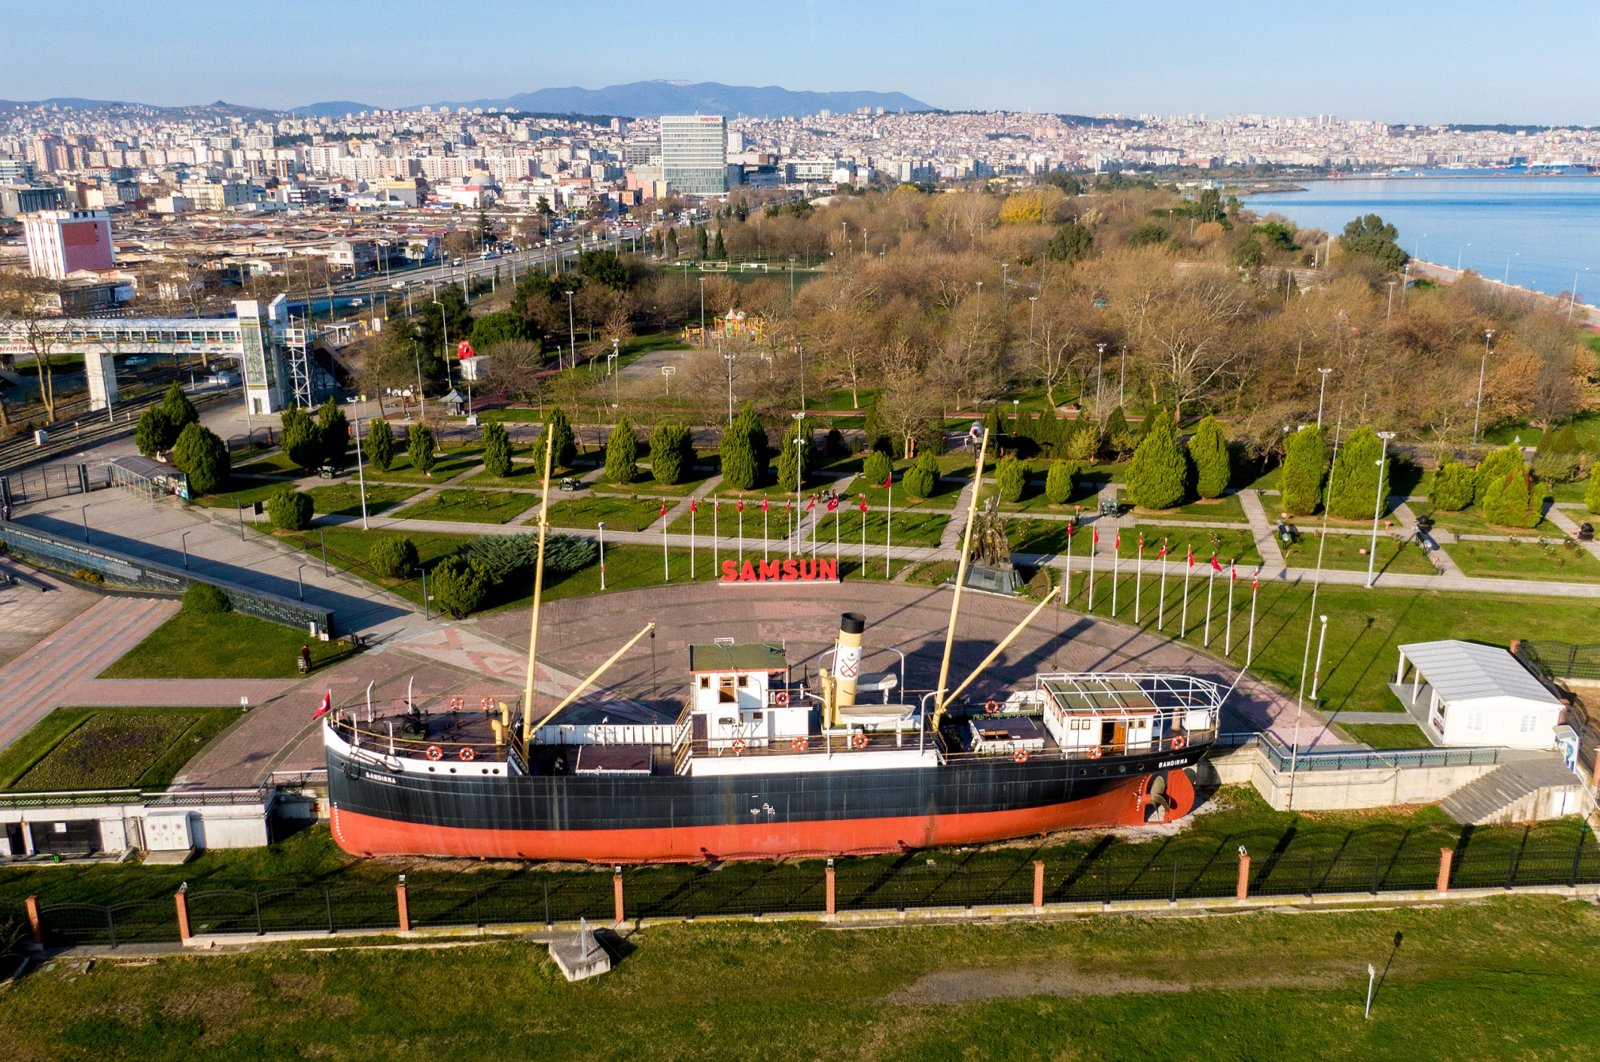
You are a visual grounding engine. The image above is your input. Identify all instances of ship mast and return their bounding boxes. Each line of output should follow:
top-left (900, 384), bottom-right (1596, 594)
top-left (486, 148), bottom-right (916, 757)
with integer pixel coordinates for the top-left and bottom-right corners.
top-left (932, 427), bottom-right (989, 730)
top-left (520, 427), bottom-right (556, 760)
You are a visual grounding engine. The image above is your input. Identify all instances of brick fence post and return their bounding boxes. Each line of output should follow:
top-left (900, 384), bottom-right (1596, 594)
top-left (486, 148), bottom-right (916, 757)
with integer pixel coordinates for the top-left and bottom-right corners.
top-left (1236, 853), bottom-right (1251, 901)
top-left (1032, 860), bottom-right (1045, 910)
top-left (24, 895), bottom-right (42, 945)
top-left (1591, 746), bottom-right (1600, 793)
top-left (396, 878), bottom-right (410, 933)
top-left (1437, 848), bottom-right (1453, 894)
top-left (825, 859), bottom-right (836, 917)
top-left (174, 888), bottom-right (191, 943)
top-left (613, 868), bottom-right (625, 925)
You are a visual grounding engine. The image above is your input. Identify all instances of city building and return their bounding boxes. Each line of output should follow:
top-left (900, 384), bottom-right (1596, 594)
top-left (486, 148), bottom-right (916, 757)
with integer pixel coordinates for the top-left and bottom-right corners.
top-left (0, 184), bottom-right (67, 217)
top-left (660, 115), bottom-right (728, 196)
top-left (22, 208), bottom-right (117, 278)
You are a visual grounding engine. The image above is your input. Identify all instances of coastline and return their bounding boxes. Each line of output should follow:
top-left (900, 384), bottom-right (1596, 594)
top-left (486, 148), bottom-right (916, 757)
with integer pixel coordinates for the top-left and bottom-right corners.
top-left (1408, 258), bottom-right (1600, 329)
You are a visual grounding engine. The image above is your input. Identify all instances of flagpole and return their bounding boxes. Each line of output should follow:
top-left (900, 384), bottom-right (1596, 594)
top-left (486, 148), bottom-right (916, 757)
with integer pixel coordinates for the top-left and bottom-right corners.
top-left (1204, 562), bottom-right (1216, 646)
top-left (1087, 532), bottom-right (1097, 612)
top-left (714, 498), bottom-right (720, 571)
top-left (763, 505), bottom-right (769, 563)
top-left (1180, 545), bottom-right (1192, 637)
top-left (834, 504), bottom-right (840, 563)
top-left (786, 501), bottom-right (793, 558)
top-left (690, 502), bottom-right (697, 579)
top-left (1246, 572), bottom-right (1260, 667)
top-left (1111, 534), bottom-right (1121, 617)
top-left (1158, 540), bottom-right (1168, 631)
top-left (1225, 560), bottom-right (1237, 655)
top-left (860, 498), bottom-right (867, 571)
top-left (885, 481), bottom-right (893, 578)
top-left (1063, 524), bottom-right (1073, 607)
top-left (661, 505), bottom-right (669, 581)
top-left (1134, 540), bottom-right (1143, 623)
top-left (738, 503), bottom-right (744, 565)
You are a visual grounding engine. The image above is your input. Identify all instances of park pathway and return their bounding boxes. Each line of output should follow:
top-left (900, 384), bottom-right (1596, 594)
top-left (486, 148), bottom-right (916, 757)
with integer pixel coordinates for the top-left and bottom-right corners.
top-left (1238, 489), bottom-right (1287, 572)
top-left (1392, 500), bottom-right (1465, 576)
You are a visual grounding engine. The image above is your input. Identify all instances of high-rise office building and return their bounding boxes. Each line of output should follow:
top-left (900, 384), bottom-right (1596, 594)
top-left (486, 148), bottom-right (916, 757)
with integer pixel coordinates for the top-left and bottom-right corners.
top-left (22, 209), bottom-right (116, 278)
top-left (659, 115), bottom-right (728, 196)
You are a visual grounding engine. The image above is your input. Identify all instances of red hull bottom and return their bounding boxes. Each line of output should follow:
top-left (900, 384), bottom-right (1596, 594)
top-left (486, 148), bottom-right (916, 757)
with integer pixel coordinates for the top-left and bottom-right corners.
top-left (330, 771), bottom-right (1195, 863)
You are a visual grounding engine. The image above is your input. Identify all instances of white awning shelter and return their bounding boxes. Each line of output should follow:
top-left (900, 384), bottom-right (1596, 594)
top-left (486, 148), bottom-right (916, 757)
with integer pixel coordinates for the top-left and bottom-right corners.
top-left (1393, 640), bottom-right (1562, 749)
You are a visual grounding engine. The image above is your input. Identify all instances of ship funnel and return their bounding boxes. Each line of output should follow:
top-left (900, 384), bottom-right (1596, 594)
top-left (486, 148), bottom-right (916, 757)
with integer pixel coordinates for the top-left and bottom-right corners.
top-left (833, 612), bottom-right (866, 710)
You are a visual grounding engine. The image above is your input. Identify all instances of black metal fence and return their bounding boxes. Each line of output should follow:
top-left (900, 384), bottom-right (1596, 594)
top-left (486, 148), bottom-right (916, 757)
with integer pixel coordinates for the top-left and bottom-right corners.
top-left (28, 835), bottom-right (1600, 948)
top-left (0, 461), bottom-right (112, 506)
top-left (1517, 641), bottom-right (1600, 683)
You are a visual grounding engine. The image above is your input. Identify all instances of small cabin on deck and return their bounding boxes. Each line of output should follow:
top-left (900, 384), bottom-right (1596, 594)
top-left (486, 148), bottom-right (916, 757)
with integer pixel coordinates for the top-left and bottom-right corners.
top-left (688, 641), bottom-right (809, 748)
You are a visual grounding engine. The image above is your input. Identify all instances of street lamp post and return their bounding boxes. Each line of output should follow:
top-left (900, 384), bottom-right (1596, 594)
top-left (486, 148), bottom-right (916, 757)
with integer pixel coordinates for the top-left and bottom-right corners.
top-left (1569, 267), bottom-right (1590, 321)
top-left (1027, 295), bottom-right (1037, 343)
top-left (1473, 329), bottom-right (1496, 442)
top-left (1386, 280), bottom-right (1397, 319)
top-left (1095, 342), bottom-right (1106, 412)
top-left (1457, 244), bottom-right (1470, 272)
top-left (1309, 614), bottom-right (1330, 700)
top-left (1316, 367), bottom-right (1333, 428)
top-left (564, 291), bottom-right (576, 370)
top-left (792, 412), bottom-right (806, 544)
top-left (608, 337), bottom-right (620, 406)
top-left (1503, 253), bottom-right (1519, 285)
top-left (180, 530), bottom-right (192, 570)
top-left (354, 415), bottom-right (369, 530)
top-left (723, 351), bottom-right (737, 425)
top-left (698, 276), bottom-right (705, 340)
top-left (794, 344), bottom-right (806, 412)
top-left (597, 521), bottom-right (606, 591)
top-left (1118, 346), bottom-right (1126, 408)
top-left (1365, 431), bottom-right (1396, 588)
top-left (431, 299), bottom-right (452, 390)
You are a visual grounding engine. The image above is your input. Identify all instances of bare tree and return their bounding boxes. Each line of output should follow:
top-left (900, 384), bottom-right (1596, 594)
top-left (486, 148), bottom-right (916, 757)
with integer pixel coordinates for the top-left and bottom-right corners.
top-left (0, 271), bottom-right (64, 423)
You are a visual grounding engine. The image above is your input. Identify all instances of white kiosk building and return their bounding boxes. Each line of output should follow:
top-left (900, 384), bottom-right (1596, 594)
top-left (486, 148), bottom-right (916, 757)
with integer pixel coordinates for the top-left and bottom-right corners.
top-left (1391, 640), bottom-right (1564, 750)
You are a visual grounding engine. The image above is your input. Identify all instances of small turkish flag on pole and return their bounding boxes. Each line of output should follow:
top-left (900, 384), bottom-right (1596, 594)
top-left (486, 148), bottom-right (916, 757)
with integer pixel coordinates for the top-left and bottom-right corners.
top-left (659, 502), bottom-right (668, 520)
top-left (805, 497), bottom-right (816, 511)
top-left (859, 495), bottom-right (868, 512)
top-left (737, 499), bottom-right (744, 513)
top-left (689, 498), bottom-right (698, 513)
top-left (883, 474), bottom-right (893, 488)
top-left (1092, 526), bottom-right (1100, 546)
top-left (1210, 554), bottom-right (1222, 572)
top-left (761, 498), bottom-right (769, 512)
top-left (312, 691), bottom-right (331, 720)
top-left (1158, 539), bottom-right (1168, 557)
top-left (1114, 531), bottom-right (1121, 550)
top-left (826, 495), bottom-right (839, 511)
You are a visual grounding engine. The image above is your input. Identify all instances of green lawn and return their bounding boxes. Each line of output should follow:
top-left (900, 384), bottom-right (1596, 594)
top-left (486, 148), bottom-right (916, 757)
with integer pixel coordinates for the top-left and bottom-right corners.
top-left (1448, 536), bottom-right (1600, 582)
top-left (0, 706), bottom-right (241, 791)
top-left (1009, 520), bottom-right (1262, 567)
top-left (1140, 492), bottom-right (1248, 522)
top-left (1418, 505), bottom-right (1550, 536)
top-left (1280, 532), bottom-right (1438, 576)
top-left (304, 482), bottom-right (420, 517)
top-left (272, 527), bottom-right (474, 608)
top-left (549, 495), bottom-right (663, 532)
top-left (232, 452), bottom-right (301, 476)
top-left (1338, 722), bottom-right (1434, 750)
top-left (393, 488), bottom-right (534, 524)
top-left (98, 609), bottom-right (350, 680)
top-left (191, 476), bottom-right (294, 510)
top-left (367, 447), bottom-right (485, 484)
top-left (668, 501), bottom-right (948, 549)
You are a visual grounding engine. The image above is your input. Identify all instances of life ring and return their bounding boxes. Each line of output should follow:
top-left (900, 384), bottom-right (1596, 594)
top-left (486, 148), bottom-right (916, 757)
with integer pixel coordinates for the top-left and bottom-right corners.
top-left (448, 697), bottom-right (464, 713)
top-left (458, 747), bottom-right (477, 762)
top-left (773, 689), bottom-right (790, 707)
top-left (790, 736), bottom-right (808, 752)
top-left (1086, 745), bottom-right (1103, 760)
top-left (851, 733), bottom-right (869, 750)
top-left (731, 738), bottom-right (748, 754)
top-left (425, 745), bottom-right (443, 761)
top-left (984, 700), bottom-right (1001, 715)
top-left (1012, 749), bottom-right (1030, 764)
top-left (1171, 735), bottom-right (1187, 751)
top-left (480, 696), bottom-right (496, 712)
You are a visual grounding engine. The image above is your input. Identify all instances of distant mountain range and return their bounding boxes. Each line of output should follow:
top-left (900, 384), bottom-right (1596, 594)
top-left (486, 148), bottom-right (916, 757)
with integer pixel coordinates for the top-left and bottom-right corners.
top-left (0, 81), bottom-right (935, 120)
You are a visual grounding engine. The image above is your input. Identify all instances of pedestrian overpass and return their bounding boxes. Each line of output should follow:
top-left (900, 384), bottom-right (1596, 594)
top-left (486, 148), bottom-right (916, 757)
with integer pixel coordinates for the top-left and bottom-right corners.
top-left (0, 295), bottom-right (317, 415)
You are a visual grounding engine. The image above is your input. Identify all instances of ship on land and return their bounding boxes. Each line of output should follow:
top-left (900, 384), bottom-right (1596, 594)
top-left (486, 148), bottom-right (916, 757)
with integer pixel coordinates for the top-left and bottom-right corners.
top-left (324, 432), bottom-right (1224, 863)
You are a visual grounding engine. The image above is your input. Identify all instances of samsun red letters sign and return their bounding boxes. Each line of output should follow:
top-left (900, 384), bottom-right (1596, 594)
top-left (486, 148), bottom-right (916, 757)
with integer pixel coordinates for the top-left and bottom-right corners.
top-left (720, 558), bottom-right (840, 583)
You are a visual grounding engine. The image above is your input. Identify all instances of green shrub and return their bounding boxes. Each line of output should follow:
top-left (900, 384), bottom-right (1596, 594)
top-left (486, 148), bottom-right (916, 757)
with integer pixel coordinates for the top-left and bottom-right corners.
top-left (316, 398), bottom-right (350, 468)
top-left (604, 414), bottom-right (639, 485)
top-left (903, 452), bottom-right (938, 500)
top-left (995, 455), bottom-right (1026, 503)
top-left (1125, 412), bottom-right (1186, 510)
top-left (1533, 423), bottom-right (1583, 483)
top-left (1586, 464), bottom-right (1600, 515)
top-left (481, 421), bottom-right (513, 478)
top-left (407, 423), bottom-right (437, 476)
top-left (1044, 459), bottom-right (1078, 505)
top-left (545, 407), bottom-right (577, 467)
top-left (461, 533), bottom-right (595, 580)
top-left (170, 422), bottom-right (230, 495)
top-left (267, 487), bottom-right (313, 531)
top-left (1475, 445), bottom-right (1525, 503)
top-left (1327, 426), bottom-right (1388, 521)
top-left (1188, 416), bottom-right (1230, 499)
top-left (1431, 461), bottom-right (1476, 512)
top-left (363, 418), bottom-right (395, 472)
top-left (182, 582), bottom-right (231, 614)
top-left (134, 406), bottom-right (176, 457)
top-left (648, 421), bottom-right (695, 485)
top-left (721, 406), bottom-right (770, 490)
top-left (429, 556), bottom-right (490, 618)
top-left (281, 406), bottom-right (321, 470)
top-left (1479, 461), bottom-right (1545, 528)
top-left (1062, 419), bottom-right (1101, 464)
top-left (1280, 425), bottom-right (1327, 516)
top-left (862, 449), bottom-right (893, 488)
top-left (1103, 407), bottom-right (1137, 458)
top-left (369, 536), bottom-right (419, 578)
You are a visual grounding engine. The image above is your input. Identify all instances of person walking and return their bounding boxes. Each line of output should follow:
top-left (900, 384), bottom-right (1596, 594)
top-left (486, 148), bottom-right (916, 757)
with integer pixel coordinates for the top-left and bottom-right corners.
top-left (298, 644), bottom-right (312, 675)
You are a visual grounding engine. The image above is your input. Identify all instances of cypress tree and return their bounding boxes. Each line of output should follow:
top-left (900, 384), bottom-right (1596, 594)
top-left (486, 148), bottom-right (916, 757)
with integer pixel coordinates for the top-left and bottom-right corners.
top-left (775, 418), bottom-right (816, 491)
top-left (407, 422), bottom-right (437, 477)
top-left (1044, 459), bottom-right (1077, 505)
top-left (1480, 461), bottom-right (1543, 528)
top-left (364, 419), bottom-right (395, 472)
top-left (1533, 423), bottom-right (1583, 482)
top-left (1585, 464), bottom-right (1600, 515)
top-left (1327, 426), bottom-right (1388, 521)
top-left (1188, 415), bottom-right (1231, 499)
top-left (316, 397), bottom-right (349, 468)
top-left (903, 452), bottom-right (938, 500)
top-left (1103, 407), bottom-right (1137, 458)
top-left (862, 449), bottom-right (893, 488)
top-left (712, 229), bottom-right (727, 259)
top-left (158, 381), bottom-right (198, 437)
top-left (1474, 444), bottom-right (1525, 504)
top-left (1431, 461), bottom-right (1475, 511)
top-left (281, 405), bottom-right (321, 470)
top-left (170, 422), bottom-right (230, 495)
top-left (1280, 425), bottom-right (1327, 516)
top-left (481, 421), bottom-right (513, 478)
top-left (648, 421), bottom-right (695, 485)
top-left (995, 455), bottom-right (1027, 503)
top-left (604, 414), bottom-right (638, 485)
top-left (720, 417), bottom-right (760, 490)
top-left (545, 406), bottom-right (577, 468)
top-left (1125, 412), bottom-right (1186, 510)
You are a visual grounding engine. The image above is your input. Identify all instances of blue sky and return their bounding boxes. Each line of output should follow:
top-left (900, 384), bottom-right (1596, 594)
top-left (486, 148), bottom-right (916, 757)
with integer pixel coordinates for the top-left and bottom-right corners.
top-left (7, 1), bottom-right (1596, 124)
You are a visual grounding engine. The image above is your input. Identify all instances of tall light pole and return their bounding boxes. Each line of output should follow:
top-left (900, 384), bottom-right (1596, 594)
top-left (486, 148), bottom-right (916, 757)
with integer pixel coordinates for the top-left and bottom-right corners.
top-left (354, 415), bottom-right (369, 530)
top-left (1095, 342), bottom-right (1106, 412)
top-left (1457, 243), bottom-right (1470, 272)
top-left (794, 344), bottom-right (806, 413)
top-left (723, 350), bottom-right (737, 425)
top-left (1118, 346), bottom-right (1126, 408)
top-left (1473, 329), bottom-right (1495, 443)
top-left (180, 530), bottom-right (192, 570)
top-left (564, 290), bottom-right (576, 370)
top-left (597, 521), bottom-right (606, 590)
top-left (1365, 431), bottom-right (1396, 588)
top-left (1316, 367), bottom-right (1333, 428)
top-left (1569, 267), bottom-right (1590, 321)
top-left (1503, 253), bottom-right (1518, 285)
top-left (431, 298), bottom-right (452, 389)
top-left (1027, 295), bottom-right (1037, 343)
top-left (698, 275), bottom-right (705, 340)
top-left (1386, 280), bottom-right (1396, 319)
top-left (608, 337), bottom-right (620, 407)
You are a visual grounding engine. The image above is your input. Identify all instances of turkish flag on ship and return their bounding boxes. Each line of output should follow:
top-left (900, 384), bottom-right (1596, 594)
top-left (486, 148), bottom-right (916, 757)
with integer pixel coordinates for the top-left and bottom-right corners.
top-left (1210, 554), bottom-right (1222, 572)
top-left (457, 340), bottom-right (475, 359)
top-left (312, 691), bottom-right (331, 720)
top-left (826, 496), bottom-right (839, 511)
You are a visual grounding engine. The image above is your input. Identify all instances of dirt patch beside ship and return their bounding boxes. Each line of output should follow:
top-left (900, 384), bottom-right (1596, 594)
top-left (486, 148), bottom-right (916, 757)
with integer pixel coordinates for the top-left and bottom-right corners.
top-left (888, 964), bottom-right (1345, 1003)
